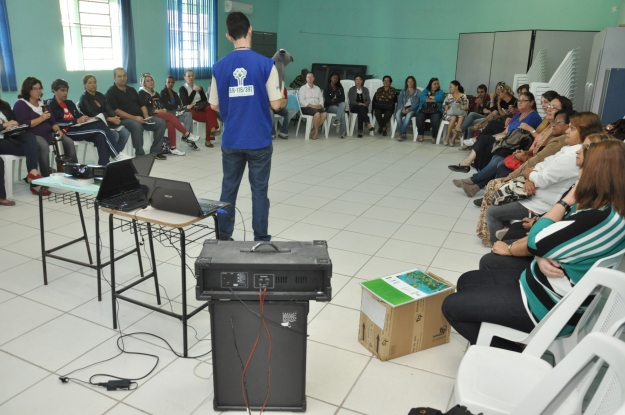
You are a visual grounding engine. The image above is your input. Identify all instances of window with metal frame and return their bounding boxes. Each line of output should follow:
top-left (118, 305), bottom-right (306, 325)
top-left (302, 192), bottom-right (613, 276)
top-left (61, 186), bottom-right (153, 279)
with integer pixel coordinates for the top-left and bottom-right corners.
top-left (59, 0), bottom-right (123, 71)
top-left (167, 0), bottom-right (217, 79)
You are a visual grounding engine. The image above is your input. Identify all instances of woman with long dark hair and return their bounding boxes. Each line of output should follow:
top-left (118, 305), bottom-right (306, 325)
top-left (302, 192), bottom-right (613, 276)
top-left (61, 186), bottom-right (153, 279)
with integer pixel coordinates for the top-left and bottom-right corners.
top-left (442, 80), bottom-right (469, 146)
top-left (324, 72), bottom-right (347, 138)
top-left (415, 77), bottom-right (445, 143)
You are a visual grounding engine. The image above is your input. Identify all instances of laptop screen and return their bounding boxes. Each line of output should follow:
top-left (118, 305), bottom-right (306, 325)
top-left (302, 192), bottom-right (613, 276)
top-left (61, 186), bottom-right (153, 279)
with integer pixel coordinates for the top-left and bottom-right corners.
top-left (131, 154), bottom-right (155, 176)
top-left (96, 160), bottom-right (140, 201)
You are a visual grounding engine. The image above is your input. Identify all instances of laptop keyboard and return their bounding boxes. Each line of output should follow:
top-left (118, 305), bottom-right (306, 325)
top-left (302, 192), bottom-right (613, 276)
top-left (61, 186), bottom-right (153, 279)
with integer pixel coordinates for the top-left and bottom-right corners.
top-left (200, 203), bottom-right (221, 213)
top-left (106, 190), bottom-right (145, 206)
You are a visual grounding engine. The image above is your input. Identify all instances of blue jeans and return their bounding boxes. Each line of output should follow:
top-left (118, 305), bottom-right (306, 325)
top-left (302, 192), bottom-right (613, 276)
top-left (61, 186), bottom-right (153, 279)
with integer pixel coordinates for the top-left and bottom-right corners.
top-left (111, 127), bottom-right (130, 152)
top-left (471, 154), bottom-right (504, 188)
top-left (218, 145), bottom-right (273, 241)
top-left (395, 109), bottom-right (415, 135)
top-left (271, 107), bottom-right (292, 135)
top-left (121, 117), bottom-right (166, 155)
top-left (460, 112), bottom-right (486, 132)
top-left (415, 111), bottom-right (442, 138)
top-left (326, 103), bottom-right (347, 134)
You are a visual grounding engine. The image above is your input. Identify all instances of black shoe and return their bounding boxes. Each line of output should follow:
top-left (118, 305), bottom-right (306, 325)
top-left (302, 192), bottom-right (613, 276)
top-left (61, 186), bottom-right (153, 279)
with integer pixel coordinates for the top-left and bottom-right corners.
top-left (155, 153), bottom-right (167, 160)
top-left (473, 198), bottom-right (483, 207)
top-left (448, 164), bottom-right (470, 173)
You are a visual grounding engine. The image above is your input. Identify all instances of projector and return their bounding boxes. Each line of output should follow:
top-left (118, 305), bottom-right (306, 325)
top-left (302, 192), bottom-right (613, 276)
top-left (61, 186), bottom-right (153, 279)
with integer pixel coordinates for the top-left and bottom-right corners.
top-left (64, 163), bottom-right (106, 179)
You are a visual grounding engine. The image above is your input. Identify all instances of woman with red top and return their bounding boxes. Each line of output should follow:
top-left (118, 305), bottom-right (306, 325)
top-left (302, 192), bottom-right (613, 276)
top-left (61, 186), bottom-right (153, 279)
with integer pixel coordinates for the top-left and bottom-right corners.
top-left (179, 69), bottom-right (220, 148)
top-left (138, 73), bottom-right (200, 156)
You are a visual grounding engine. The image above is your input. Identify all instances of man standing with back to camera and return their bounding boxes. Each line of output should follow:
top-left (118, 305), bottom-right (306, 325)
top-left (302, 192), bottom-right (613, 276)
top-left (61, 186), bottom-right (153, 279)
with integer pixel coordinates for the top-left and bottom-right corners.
top-left (209, 11), bottom-right (285, 241)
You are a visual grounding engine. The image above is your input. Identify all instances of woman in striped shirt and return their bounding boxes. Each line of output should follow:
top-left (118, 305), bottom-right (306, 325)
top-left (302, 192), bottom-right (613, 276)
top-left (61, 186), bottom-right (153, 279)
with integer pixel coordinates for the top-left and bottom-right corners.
top-left (442, 139), bottom-right (625, 351)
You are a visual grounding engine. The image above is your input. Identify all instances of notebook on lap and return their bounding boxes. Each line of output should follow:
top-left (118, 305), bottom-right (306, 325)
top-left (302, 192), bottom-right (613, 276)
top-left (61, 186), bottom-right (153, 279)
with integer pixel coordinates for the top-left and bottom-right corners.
top-left (96, 159), bottom-right (149, 211)
top-left (137, 176), bottom-right (229, 218)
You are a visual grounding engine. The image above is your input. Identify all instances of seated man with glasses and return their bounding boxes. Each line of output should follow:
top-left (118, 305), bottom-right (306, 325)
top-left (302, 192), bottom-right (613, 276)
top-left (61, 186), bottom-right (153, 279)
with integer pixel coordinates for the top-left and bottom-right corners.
top-left (105, 67), bottom-right (167, 160)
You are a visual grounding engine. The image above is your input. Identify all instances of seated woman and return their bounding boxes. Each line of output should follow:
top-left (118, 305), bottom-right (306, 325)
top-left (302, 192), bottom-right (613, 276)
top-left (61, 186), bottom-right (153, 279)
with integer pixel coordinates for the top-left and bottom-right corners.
top-left (481, 132), bottom-right (616, 271)
top-left (0, 97), bottom-right (48, 197)
top-left (449, 91), bottom-right (542, 197)
top-left (348, 75), bottom-right (374, 138)
top-left (442, 80), bottom-right (469, 146)
top-left (472, 82), bottom-right (517, 136)
top-left (415, 77), bottom-right (445, 143)
top-left (394, 76), bottom-right (419, 141)
top-left (442, 139), bottom-right (625, 351)
top-left (476, 107), bottom-right (574, 245)
top-left (139, 73), bottom-right (200, 156)
top-left (298, 72), bottom-right (327, 140)
top-left (372, 75), bottom-right (397, 136)
top-left (179, 69), bottom-right (220, 148)
top-left (47, 79), bottom-right (131, 165)
top-left (79, 74), bottom-right (131, 154)
top-left (160, 75), bottom-right (197, 150)
top-left (484, 112), bottom-right (604, 244)
top-left (13, 76), bottom-right (77, 177)
top-left (323, 72), bottom-right (347, 139)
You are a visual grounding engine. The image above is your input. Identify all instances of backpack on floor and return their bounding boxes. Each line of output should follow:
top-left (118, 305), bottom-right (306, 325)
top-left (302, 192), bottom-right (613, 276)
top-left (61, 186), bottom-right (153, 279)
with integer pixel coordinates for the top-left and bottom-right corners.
top-left (408, 405), bottom-right (482, 415)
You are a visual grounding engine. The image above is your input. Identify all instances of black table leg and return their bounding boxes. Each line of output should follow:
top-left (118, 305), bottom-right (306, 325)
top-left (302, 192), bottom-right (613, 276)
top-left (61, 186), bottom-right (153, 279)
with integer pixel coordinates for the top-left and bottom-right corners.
top-left (75, 192), bottom-right (93, 265)
top-left (39, 186), bottom-right (47, 285)
top-left (94, 202), bottom-right (102, 301)
top-left (212, 213), bottom-right (219, 239)
top-left (180, 228), bottom-right (188, 357)
top-left (146, 223), bottom-right (161, 305)
top-left (109, 213), bottom-right (117, 329)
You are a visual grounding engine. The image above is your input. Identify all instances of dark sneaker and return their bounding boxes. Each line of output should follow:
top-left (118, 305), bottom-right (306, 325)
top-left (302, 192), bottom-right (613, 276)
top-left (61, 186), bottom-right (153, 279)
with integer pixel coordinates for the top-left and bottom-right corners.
top-left (182, 136), bottom-right (200, 151)
top-left (155, 153), bottom-right (167, 160)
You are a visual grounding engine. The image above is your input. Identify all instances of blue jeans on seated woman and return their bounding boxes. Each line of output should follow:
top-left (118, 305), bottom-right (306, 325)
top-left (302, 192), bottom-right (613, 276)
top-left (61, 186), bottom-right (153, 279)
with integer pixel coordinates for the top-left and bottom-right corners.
top-left (0, 132), bottom-right (40, 173)
top-left (326, 103), bottom-right (347, 135)
top-left (395, 109), bottom-right (415, 135)
top-left (471, 154), bottom-right (505, 188)
top-left (460, 112), bottom-right (486, 132)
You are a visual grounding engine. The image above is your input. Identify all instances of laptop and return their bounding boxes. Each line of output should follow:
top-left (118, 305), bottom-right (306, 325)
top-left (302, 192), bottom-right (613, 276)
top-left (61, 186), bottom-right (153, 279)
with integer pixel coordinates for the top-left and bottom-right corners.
top-left (137, 176), bottom-right (229, 217)
top-left (96, 159), bottom-right (149, 211)
top-left (131, 154), bottom-right (155, 176)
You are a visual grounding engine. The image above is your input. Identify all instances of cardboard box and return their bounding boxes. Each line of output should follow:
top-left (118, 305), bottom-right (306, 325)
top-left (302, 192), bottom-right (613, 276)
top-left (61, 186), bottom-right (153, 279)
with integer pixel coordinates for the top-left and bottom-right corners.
top-left (358, 270), bottom-right (455, 361)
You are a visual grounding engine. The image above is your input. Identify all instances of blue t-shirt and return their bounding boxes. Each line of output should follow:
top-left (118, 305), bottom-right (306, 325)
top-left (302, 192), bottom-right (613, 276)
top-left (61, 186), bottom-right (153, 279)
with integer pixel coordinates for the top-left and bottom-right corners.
top-left (213, 50), bottom-right (274, 150)
top-left (507, 111), bottom-right (542, 132)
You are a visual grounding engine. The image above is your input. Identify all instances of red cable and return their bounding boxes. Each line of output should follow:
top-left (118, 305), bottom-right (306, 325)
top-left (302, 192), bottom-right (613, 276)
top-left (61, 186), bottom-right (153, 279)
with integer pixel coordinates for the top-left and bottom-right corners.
top-left (240, 290), bottom-right (263, 409)
top-left (260, 288), bottom-right (272, 414)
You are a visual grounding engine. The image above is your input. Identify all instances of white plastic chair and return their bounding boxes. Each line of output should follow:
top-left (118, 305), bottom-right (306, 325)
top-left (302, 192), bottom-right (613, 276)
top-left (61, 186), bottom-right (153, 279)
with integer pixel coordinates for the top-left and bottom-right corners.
top-left (365, 79), bottom-right (383, 133)
top-left (0, 154), bottom-right (26, 199)
top-left (477, 248), bottom-right (625, 363)
top-left (456, 267), bottom-right (625, 415)
top-left (295, 97), bottom-right (314, 140)
top-left (511, 329), bottom-right (625, 415)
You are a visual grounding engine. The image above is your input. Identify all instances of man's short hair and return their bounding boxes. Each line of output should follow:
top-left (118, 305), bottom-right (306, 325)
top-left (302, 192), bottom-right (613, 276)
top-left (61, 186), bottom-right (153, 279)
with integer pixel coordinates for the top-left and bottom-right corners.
top-left (113, 67), bottom-right (126, 77)
top-left (477, 84), bottom-right (487, 92)
top-left (184, 69), bottom-right (194, 77)
top-left (301, 68), bottom-right (309, 77)
top-left (226, 12), bottom-right (250, 40)
top-left (51, 78), bottom-right (69, 91)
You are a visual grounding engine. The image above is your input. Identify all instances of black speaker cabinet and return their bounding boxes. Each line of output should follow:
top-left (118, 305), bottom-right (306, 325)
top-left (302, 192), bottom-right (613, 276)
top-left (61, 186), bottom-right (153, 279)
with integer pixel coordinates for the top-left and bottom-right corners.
top-left (209, 300), bottom-right (308, 412)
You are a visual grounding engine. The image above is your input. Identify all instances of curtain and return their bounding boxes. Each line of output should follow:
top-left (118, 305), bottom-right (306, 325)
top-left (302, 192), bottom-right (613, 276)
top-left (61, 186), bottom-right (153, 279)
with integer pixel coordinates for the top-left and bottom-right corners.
top-left (167, 0), bottom-right (218, 80)
top-left (119, 0), bottom-right (137, 83)
top-left (0, 0), bottom-right (17, 92)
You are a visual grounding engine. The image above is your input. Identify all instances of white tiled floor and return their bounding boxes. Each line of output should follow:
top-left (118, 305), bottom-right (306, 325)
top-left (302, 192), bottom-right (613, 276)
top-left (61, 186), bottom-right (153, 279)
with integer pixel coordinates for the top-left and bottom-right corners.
top-left (0, 127), bottom-right (489, 414)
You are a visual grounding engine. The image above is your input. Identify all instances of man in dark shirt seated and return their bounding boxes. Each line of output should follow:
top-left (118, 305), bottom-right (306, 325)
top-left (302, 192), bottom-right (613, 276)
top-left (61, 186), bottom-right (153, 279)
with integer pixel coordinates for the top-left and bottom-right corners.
top-left (105, 68), bottom-right (167, 159)
top-left (289, 68), bottom-right (309, 89)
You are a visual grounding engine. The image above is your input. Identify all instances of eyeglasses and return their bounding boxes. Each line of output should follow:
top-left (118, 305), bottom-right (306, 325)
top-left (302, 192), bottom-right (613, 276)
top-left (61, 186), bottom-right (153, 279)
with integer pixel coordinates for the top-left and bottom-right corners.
top-left (553, 120), bottom-right (566, 125)
top-left (546, 104), bottom-right (560, 109)
top-left (518, 99), bottom-right (531, 102)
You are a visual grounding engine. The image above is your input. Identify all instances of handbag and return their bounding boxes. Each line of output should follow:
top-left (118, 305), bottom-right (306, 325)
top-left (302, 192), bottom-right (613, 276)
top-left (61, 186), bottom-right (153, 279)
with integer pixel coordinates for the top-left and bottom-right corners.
top-left (492, 177), bottom-right (528, 205)
top-left (503, 153), bottom-right (523, 171)
top-left (420, 101), bottom-right (439, 114)
top-left (447, 101), bottom-right (467, 117)
top-left (491, 129), bottom-right (532, 157)
top-left (194, 100), bottom-right (209, 111)
top-left (372, 98), bottom-right (394, 111)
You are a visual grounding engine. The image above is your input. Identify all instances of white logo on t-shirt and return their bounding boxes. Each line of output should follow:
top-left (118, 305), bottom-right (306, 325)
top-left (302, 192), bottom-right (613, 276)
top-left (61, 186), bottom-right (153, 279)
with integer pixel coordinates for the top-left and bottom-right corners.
top-left (229, 67), bottom-right (254, 97)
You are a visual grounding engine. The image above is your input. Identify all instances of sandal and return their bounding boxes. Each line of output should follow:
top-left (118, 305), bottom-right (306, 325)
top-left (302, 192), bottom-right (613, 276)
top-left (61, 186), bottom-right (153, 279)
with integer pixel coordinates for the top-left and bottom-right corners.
top-left (358, 131), bottom-right (363, 138)
top-left (417, 136), bottom-right (424, 142)
top-left (431, 138), bottom-right (436, 144)
top-left (367, 124), bottom-right (374, 131)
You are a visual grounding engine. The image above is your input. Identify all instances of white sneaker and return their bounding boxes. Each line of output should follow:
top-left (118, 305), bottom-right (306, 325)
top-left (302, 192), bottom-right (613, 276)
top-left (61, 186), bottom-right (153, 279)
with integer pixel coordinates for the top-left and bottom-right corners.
top-left (114, 152), bottom-right (133, 161)
top-left (185, 133), bottom-right (201, 142)
top-left (170, 148), bottom-right (186, 156)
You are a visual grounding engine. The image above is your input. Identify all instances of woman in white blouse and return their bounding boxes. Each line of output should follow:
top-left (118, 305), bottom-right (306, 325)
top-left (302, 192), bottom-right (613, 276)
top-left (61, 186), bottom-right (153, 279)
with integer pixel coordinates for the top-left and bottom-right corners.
top-left (298, 72), bottom-right (327, 140)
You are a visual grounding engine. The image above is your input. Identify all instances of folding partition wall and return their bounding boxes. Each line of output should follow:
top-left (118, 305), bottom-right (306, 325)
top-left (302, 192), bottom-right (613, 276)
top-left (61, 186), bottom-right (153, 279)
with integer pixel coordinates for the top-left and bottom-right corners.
top-left (456, 30), bottom-right (597, 110)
